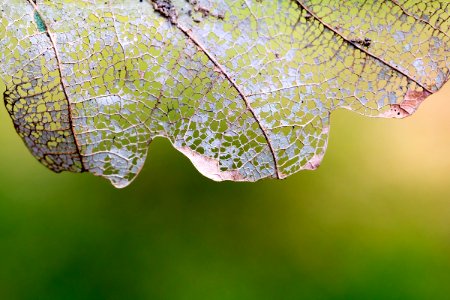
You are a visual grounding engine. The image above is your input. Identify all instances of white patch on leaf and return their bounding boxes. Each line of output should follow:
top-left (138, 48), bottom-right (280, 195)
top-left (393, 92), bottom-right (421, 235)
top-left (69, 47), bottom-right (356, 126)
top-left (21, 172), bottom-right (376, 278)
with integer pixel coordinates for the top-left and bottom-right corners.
top-left (177, 146), bottom-right (245, 181)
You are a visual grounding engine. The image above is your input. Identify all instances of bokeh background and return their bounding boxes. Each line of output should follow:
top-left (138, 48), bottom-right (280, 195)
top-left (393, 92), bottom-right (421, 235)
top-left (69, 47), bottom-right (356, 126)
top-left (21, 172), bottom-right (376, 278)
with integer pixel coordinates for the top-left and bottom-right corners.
top-left (0, 81), bottom-right (449, 299)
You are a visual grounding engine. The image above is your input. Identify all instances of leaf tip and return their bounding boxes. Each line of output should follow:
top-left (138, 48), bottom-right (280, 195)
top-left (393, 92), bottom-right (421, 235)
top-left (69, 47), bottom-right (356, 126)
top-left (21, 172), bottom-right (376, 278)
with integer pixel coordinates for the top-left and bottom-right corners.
top-left (301, 153), bottom-right (325, 171)
top-left (177, 146), bottom-right (245, 181)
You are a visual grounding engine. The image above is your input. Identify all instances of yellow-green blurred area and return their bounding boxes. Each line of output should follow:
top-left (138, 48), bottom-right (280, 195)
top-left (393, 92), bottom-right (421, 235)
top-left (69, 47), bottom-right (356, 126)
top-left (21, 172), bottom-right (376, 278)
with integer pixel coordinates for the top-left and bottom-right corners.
top-left (0, 82), bottom-right (449, 300)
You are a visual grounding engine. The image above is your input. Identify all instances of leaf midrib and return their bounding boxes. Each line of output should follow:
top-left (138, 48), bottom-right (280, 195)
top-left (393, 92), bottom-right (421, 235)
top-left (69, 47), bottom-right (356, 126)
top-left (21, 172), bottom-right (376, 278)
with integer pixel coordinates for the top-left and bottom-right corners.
top-left (148, 0), bottom-right (282, 178)
top-left (27, 0), bottom-right (87, 172)
top-left (295, 0), bottom-right (433, 94)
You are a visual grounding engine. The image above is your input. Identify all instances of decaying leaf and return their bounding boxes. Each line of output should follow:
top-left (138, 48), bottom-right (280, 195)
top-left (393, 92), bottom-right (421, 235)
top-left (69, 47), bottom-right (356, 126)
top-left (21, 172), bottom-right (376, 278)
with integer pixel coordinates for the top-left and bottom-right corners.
top-left (0, 0), bottom-right (448, 187)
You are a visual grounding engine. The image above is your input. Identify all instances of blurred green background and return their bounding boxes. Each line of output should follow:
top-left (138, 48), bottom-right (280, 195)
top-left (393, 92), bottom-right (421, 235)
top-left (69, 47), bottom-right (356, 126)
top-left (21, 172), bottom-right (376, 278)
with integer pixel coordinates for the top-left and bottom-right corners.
top-left (0, 82), bottom-right (449, 300)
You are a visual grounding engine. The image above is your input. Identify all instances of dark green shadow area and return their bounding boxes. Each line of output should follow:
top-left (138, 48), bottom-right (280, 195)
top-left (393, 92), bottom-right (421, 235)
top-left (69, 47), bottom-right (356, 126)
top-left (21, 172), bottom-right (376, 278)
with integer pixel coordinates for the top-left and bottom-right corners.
top-left (1, 85), bottom-right (450, 299)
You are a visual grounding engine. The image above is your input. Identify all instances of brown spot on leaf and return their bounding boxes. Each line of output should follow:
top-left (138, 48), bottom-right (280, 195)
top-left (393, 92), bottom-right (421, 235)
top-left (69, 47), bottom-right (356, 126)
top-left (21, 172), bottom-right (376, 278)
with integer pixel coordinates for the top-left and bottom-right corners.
top-left (400, 90), bottom-right (431, 114)
top-left (380, 89), bottom-right (431, 118)
top-left (150, 0), bottom-right (178, 24)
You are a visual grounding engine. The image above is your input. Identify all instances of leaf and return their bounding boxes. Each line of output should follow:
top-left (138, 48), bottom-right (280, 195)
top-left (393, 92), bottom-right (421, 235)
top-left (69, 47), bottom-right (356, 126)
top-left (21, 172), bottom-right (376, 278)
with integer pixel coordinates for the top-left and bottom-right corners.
top-left (0, 1), bottom-right (448, 188)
